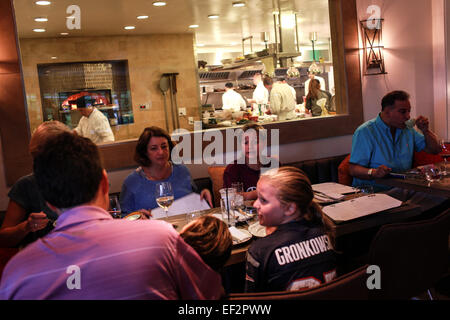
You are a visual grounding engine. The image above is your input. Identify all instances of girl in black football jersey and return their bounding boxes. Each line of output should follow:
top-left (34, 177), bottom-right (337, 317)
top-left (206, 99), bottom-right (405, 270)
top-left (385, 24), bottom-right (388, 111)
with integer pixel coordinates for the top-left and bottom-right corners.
top-left (245, 166), bottom-right (337, 292)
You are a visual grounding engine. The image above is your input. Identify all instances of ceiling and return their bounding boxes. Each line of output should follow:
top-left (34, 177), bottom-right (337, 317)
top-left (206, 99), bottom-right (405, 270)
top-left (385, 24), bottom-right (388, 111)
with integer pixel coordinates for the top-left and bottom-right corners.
top-left (13, 0), bottom-right (331, 53)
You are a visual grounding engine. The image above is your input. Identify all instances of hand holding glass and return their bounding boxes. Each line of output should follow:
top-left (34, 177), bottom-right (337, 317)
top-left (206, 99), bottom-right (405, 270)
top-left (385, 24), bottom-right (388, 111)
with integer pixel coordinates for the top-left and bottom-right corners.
top-left (155, 182), bottom-right (174, 218)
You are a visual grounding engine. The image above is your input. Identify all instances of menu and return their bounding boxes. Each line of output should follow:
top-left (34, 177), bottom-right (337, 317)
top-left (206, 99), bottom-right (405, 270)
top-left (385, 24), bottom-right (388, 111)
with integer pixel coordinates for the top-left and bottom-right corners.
top-left (322, 194), bottom-right (402, 223)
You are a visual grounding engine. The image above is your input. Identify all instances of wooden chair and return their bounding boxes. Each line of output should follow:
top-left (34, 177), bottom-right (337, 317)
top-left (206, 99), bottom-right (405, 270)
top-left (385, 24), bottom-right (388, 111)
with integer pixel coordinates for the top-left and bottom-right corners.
top-left (207, 166), bottom-right (226, 208)
top-left (367, 209), bottom-right (450, 299)
top-left (228, 264), bottom-right (369, 300)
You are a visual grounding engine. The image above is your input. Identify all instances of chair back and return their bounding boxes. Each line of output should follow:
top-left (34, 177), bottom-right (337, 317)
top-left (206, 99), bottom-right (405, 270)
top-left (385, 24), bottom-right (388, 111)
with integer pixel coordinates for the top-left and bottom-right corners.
top-left (338, 154), bottom-right (352, 186)
top-left (228, 264), bottom-right (369, 300)
top-left (368, 209), bottom-right (450, 299)
top-left (207, 166), bottom-right (226, 208)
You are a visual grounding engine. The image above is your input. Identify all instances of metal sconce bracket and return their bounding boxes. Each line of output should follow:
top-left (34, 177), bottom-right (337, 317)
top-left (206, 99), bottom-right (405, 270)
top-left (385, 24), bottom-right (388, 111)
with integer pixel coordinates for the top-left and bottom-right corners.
top-left (360, 18), bottom-right (386, 75)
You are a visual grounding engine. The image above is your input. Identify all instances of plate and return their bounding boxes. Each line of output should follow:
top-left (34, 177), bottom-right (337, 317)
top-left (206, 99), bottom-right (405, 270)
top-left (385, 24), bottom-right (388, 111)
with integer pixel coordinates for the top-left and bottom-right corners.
top-left (229, 227), bottom-right (252, 245)
top-left (123, 212), bottom-right (142, 221)
top-left (248, 222), bottom-right (267, 238)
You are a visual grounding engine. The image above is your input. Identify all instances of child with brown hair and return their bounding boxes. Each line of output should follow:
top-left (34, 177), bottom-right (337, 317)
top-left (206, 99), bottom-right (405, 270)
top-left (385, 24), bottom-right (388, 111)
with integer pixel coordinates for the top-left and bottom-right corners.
top-left (180, 215), bottom-right (232, 272)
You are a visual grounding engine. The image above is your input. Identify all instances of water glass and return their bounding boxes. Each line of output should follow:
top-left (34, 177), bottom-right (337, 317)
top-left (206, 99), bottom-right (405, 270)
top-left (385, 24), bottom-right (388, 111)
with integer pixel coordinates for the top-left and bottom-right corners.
top-left (109, 195), bottom-right (122, 219)
top-left (220, 197), bottom-right (236, 227)
top-left (423, 166), bottom-right (442, 183)
top-left (439, 140), bottom-right (449, 175)
top-left (231, 182), bottom-right (244, 193)
top-left (185, 211), bottom-right (202, 223)
top-left (356, 185), bottom-right (374, 195)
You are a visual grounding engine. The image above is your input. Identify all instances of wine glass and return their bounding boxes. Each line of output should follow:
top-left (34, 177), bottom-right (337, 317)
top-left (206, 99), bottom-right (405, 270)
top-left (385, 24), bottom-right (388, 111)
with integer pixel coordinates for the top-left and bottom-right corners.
top-left (423, 166), bottom-right (442, 186)
top-left (109, 195), bottom-right (122, 219)
top-left (155, 182), bottom-right (174, 218)
top-left (439, 140), bottom-right (449, 176)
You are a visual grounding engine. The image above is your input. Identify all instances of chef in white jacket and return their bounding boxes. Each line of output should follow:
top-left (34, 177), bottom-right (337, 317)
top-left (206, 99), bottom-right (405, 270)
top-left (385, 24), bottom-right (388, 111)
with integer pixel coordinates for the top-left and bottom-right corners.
top-left (73, 96), bottom-right (115, 144)
top-left (221, 82), bottom-right (246, 112)
top-left (247, 73), bottom-right (269, 106)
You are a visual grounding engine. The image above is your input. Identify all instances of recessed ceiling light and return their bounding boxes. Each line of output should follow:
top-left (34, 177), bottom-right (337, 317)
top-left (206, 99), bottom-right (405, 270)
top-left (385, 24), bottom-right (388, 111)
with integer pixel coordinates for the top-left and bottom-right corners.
top-left (230, 42), bottom-right (238, 46)
top-left (152, 1), bottom-right (166, 6)
top-left (124, 26), bottom-right (135, 30)
top-left (196, 43), bottom-right (205, 47)
top-left (33, 28), bottom-right (46, 32)
top-left (232, 1), bottom-right (246, 7)
top-left (60, 32), bottom-right (69, 35)
top-left (35, 1), bottom-right (51, 5)
top-left (208, 14), bottom-right (219, 19)
top-left (34, 17), bottom-right (48, 22)
top-left (189, 24), bottom-right (199, 28)
top-left (137, 15), bottom-right (149, 20)
top-left (51, 56), bottom-right (57, 59)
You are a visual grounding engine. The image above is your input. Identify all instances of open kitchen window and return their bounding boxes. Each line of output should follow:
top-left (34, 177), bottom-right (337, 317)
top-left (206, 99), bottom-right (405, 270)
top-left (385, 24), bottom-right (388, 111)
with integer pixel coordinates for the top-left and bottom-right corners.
top-left (1, 0), bottom-right (362, 183)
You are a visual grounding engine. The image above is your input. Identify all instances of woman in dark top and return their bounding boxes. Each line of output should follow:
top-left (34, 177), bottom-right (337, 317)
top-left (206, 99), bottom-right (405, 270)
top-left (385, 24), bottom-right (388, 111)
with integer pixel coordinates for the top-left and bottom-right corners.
top-left (223, 123), bottom-right (279, 201)
top-left (305, 79), bottom-right (332, 117)
top-left (0, 121), bottom-right (71, 248)
top-left (245, 166), bottom-right (337, 292)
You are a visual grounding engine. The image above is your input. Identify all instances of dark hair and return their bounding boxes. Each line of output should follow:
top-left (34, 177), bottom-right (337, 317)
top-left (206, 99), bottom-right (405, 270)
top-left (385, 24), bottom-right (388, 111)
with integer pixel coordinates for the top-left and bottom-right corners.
top-left (381, 90), bottom-right (410, 110)
top-left (277, 77), bottom-right (286, 82)
top-left (225, 82), bottom-right (233, 89)
top-left (180, 216), bottom-right (232, 271)
top-left (263, 76), bottom-right (273, 87)
top-left (33, 132), bottom-right (103, 209)
top-left (134, 126), bottom-right (174, 167)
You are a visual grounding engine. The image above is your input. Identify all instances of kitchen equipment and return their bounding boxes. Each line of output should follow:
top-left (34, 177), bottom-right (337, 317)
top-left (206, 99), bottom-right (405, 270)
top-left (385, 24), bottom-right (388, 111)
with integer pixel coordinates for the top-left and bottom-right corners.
top-left (159, 76), bottom-right (170, 131)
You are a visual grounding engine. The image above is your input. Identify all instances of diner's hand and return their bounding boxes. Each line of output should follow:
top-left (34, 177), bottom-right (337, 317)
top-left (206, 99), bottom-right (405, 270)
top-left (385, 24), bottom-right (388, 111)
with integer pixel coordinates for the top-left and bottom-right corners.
top-left (27, 212), bottom-right (49, 232)
top-left (138, 209), bottom-right (152, 219)
top-left (373, 165), bottom-right (392, 178)
top-left (200, 189), bottom-right (213, 208)
top-left (415, 116), bottom-right (430, 133)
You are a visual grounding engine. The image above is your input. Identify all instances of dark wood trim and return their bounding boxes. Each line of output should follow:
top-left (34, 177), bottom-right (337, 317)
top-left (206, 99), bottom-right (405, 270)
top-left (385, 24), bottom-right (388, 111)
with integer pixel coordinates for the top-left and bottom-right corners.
top-left (0, 0), bottom-right (32, 186)
top-left (1, 0), bottom-right (364, 181)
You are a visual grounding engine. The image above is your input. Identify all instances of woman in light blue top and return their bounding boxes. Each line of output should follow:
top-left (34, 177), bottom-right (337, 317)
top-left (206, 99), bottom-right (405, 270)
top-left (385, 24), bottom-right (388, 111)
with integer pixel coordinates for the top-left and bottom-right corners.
top-left (120, 127), bottom-right (212, 217)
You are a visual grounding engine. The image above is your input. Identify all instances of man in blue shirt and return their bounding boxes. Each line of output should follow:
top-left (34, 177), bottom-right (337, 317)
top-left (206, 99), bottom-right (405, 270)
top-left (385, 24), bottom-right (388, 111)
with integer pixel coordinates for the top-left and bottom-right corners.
top-left (349, 90), bottom-right (441, 190)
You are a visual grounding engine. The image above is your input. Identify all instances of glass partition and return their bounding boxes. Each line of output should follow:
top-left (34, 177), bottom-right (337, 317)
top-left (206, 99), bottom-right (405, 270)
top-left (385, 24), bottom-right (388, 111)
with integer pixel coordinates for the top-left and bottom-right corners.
top-left (13, 0), bottom-right (339, 143)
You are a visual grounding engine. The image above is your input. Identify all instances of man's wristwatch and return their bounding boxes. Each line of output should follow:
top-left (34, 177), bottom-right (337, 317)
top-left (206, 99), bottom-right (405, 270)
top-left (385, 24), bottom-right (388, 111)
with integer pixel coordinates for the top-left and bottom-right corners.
top-left (368, 168), bottom-right (374, 178)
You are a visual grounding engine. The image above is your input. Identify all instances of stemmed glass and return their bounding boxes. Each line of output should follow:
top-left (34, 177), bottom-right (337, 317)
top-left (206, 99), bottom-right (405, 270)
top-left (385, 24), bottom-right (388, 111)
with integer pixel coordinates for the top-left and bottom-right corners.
top-left (109, 195), bottom-right (122, 219)
top-left (439, 140), bottom-right (449, 176)
top-left (155, 182), bottom-right (174, 218)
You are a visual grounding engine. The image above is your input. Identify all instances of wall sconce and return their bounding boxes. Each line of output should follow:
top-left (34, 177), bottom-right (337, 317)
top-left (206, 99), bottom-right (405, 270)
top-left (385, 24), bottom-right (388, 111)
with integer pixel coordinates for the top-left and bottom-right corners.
top-left (360, 18), bottom-right (386, 75)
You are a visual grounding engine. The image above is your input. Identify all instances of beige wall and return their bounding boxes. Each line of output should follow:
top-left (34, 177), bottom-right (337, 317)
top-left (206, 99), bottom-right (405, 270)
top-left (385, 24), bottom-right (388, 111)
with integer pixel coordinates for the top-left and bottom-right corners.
top-left (19, 34), bottom-right (200, 140)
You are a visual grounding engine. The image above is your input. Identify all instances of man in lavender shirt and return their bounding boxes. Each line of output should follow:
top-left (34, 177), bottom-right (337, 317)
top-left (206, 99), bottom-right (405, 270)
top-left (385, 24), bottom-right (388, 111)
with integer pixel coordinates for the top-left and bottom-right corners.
top-left (0, 132), bottom-right (223, 300)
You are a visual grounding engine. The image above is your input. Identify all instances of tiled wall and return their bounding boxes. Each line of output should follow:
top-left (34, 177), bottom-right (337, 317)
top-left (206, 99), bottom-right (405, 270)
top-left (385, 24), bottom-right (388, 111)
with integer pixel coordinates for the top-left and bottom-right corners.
top-left (19, 34), bottom-right (200, 140)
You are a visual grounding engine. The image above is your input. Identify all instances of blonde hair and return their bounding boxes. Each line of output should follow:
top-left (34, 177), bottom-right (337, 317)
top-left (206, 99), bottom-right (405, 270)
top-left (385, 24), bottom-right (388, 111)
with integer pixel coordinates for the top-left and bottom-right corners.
top-left (260, 166), bottom-right (324, 224)
top-left (29, 121), bottom-right (72, 158)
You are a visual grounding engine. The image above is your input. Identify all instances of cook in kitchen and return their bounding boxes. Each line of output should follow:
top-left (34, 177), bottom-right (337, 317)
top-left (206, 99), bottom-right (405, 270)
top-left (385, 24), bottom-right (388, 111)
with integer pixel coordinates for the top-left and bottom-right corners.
top-left (71, 95), bottom-right (115, 144)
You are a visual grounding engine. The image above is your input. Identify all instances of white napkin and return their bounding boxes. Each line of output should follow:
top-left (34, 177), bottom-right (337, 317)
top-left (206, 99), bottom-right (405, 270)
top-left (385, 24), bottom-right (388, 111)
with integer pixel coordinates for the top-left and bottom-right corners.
top-left (229, 226), bottom-right (250, 241)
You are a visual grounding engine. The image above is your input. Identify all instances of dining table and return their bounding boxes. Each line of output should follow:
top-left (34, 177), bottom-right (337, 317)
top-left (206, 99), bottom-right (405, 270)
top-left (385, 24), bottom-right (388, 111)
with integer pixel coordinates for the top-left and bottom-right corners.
top-left (159, 207), bottom-right (257, 267)
top-left (374, 164), bottom-right (450, 198)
